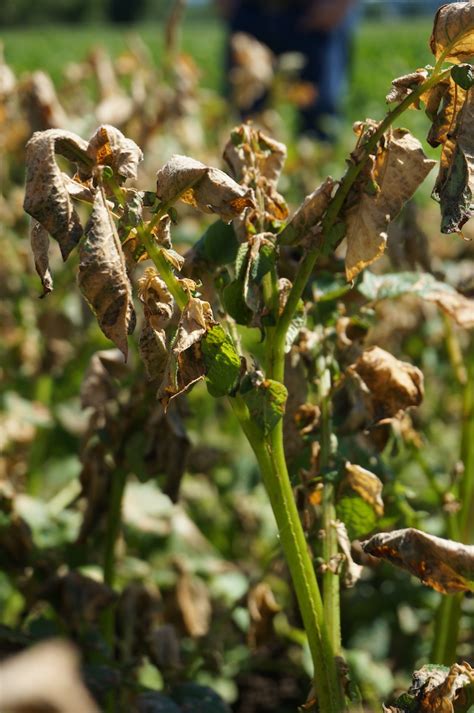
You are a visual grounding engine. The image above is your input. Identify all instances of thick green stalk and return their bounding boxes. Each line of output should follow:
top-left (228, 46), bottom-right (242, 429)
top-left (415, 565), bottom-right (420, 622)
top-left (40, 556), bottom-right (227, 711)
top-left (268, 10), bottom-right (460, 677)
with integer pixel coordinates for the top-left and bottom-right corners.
top-left (459, 349), bottom-right (474, 544)
top-left (319, 370), bottom-right (341, 656)
top-left (431, 594), bottom-right (463, 665)
top-left (230, 397), bottom-right (345, 712)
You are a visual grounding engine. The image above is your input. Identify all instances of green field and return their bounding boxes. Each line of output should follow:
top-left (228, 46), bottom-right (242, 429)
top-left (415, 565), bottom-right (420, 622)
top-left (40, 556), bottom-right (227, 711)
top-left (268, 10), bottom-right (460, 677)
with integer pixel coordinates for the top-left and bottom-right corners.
top-left (1, 17), bottom-right (434, 136)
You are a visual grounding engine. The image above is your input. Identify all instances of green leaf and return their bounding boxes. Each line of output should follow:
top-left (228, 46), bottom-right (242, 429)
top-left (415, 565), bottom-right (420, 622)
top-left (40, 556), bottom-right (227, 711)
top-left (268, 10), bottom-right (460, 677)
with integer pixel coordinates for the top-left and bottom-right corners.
top-left (336, 494), bottom-right (377, 540)
top-left (201, 325), bottom-right (241, 398)
top-left (451, 63), bottom-right (474, 90)
top-left (241, 377), bottom-right (288, 435)
top-left (313, 272), bottom-right (353, 302)
top-left (235, 242), bottom-right (250, 279)
top-left (222, 280), bottom-right (252, 325)
top-left (252, 243), bottom-right (276, 284)
top-left (195, 220), bottom-right (239, 266)
top-left (171, 683), bottom-right (232, 713)
top-left (285, 299), bottom-right (306, 352)
top-left (358, 270), bottom-right (457, 302)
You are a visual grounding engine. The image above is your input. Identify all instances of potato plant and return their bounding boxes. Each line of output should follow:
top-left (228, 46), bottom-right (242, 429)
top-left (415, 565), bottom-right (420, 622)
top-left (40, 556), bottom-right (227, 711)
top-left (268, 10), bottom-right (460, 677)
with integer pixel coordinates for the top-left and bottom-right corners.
top-left (10, 3), bottom-right (474, 712)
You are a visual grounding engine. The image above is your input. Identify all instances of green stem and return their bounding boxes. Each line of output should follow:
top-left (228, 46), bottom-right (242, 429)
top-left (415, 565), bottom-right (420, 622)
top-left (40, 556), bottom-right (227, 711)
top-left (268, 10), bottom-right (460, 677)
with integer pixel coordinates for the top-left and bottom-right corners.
top-left (139, 225), bottom-right (189, 310)
top-left (459, 346), bottom-right (474, 544)
top-left (230, 396), bottom-right (345, 712)
top-left (102, 468), bottom-right (127, 650)
top-left (431, 594), bottom-right (463, 665)
top-left (320, 370), bottom-right (341, 656)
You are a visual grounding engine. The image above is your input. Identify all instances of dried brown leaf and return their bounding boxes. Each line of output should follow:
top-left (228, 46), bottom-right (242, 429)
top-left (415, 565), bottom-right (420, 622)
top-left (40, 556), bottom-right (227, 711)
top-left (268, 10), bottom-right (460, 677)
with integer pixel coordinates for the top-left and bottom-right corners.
top-left (0, 640), bottom-right (100, 713)
top-left (156, 154), bottom-right (253, 223)
top-left (139, 324), bottom-right (168, 382)
top-left (345, 129), bottom-right (436, 281)
top-left (223, 124), bottom-right (287, 187)
top-left (362, 527), bottom-right (474, 593)
top-left (80, 348), bottom-right (128, 411)
top-left (30, 219), bottom-right (53, 297)
top-left (386, 68), bottom-right (429, 104)
top-left (347, 346), bottom-right (424, 423)
top-left (138, 267), bottom-right (174, 331)
top-left (430, 2), bottom-right (474, 62)
top-left (279, 177), bottom-right (335, 246)
top-left (416, 662), bottom-right (474, 713)
top-left (173, 296), bottom-right (215, 353)
top-left (175, 571), bottom-right (211, 638)
top-left (24, 128), bottom-right (89, 259)
top-left (87, 124), bottom-right (143, 181)
top-left (230, 32), bottom-right (274, 110)
top-left (432, 86), bottom-right (474, 232)
top-left (78, 191), bottom-right (135, 358)
top-left (248, 582), bottom-right (280, 648)
top-left (425, 288), bottom-right (474, 327)
top-left (344, 462), bottom-right (384, 517)
top-left (334, 520), bottom-right (364, 588)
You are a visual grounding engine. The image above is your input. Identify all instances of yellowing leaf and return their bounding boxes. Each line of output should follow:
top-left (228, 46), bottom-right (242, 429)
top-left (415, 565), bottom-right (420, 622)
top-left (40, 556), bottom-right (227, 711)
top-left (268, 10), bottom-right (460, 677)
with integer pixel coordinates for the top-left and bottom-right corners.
top-left (362, 527), bottom-right (474, 594)
top-left (344, 129), bottom-right (436, 281)
top-left (30, 219), bottom-right (53, 297)
top-left (344, 462), bottom-right (384, 517)
top-left (78, 191), bottom-right (135, 358)
top-left (430, 2), bottom-right (474, 63)
top-left (86, 124), bottom-right (143, 181)
top-left (24, 129), bottom-right (89, 259)
top-left (156, 154), bottom-right (253, 223)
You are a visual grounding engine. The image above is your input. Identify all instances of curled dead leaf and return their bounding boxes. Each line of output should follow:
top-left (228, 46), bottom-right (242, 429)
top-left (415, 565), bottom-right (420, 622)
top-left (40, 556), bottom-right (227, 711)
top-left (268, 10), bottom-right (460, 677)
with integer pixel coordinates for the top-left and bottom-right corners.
top-left (223, 124), bottom-right (287, 187)
top-left (344, 128), bottom-right (436, 281)
top-left (430, 2), bottom-right (474, 63)
top-left (345, 346), bottom-right (424, 424)
top-left (139, 324), bottom-right (168, 383)
top-left (87, 124), bottom-right (143, 181)
top-left (248, 582), bottom-right (281, 648)
top-left (230, 32), bottom-right (274, 110)
top-left (24, 128), bottom-right (89, 259)
top-left (386, 69), bottom-right (429, 104)
top-left (78, 191), bottom-right (135, 358)
top-left (278, 177), bottom-right (335, 246)
top-left (30, 219), bottom-right (53, 297)
top-left (362, 527), bottom-right (474, 594)
top-left (334, 520), bottom-right (364, 588)
top-left (156, 154), bottom-right (253, 223)
top-left (138, 267), bottom-right (174, 331)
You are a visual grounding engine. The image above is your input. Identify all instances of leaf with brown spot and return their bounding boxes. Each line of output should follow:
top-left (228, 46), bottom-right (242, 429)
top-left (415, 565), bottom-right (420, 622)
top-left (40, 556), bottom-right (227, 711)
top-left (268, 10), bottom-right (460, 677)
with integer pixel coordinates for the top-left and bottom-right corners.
top-left (362, 528), bottom-right (474, 593)
top-left (344, 129), bottom-right (436, 281)
top-left (30, 219), bottom-right (53, 297)
top-left (78, 191), bottom-right (135, 358)
top-left (346, 346), bottom-right (424, 424)
top-left (430, 2), bottom-right (474, 63)
top-left (23, 128), bottom-right (89, 259)
top-left (156, 154), bottom-right (253, 222)
top-left (139, 324), bottom-right (168, 383)
top-left (87, 124), bottom-right (143, 181)
top-left (278, 177), bottom-right (335, 246)
top-left (223, 124), bottom-right (287, 187)
top-left (137, 267), bottom-right (174, 331)
top-left (173, 296), bottom-right (216, 353)
top-left (344, 462), bottom-right (384, 517)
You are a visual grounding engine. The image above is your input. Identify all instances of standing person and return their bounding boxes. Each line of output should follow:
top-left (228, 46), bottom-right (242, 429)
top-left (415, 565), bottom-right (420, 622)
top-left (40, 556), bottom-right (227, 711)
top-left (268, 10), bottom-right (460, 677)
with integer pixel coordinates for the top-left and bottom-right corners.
top-left (219, 0), bottom-right (358, 142)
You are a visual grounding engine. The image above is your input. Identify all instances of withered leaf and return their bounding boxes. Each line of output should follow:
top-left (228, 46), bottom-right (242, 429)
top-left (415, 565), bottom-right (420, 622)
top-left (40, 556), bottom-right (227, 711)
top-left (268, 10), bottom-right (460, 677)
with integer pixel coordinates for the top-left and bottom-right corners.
top-left (24, 128), bottom-right (89, 259)
top-left (156, 154), bottom-right (253, 223)
top-left (432, 86), bottom-right (474, 233)
top-left (415, 662), bottom-right (474, 713)
top-left (0, 640), bottom-right (100, 713)
top-left (87, 124), bottom-right (143, 181)
top-left (223, 124), bottom-right (287, 187)
top-left (80, 348), bottom-right (128, 412)
top-left (430, 2), bottom-right (474, 63)
top-left (30, 219), bottom-right (53, 297)
top-left (175, 570), bottom-right (211, 638)
top-left (346, 346), bottom-right (424, 424)
top-left (78, 191), bottom-right (135, 358)
top-left (278, 177), bottom-right (335, 246)
top-left (139, 324), bottom-right (168, 382)
top-left (230, 32), bottom-right (274, 110)
top-left (344, 129), bottom-right (436, 281)
top-left (386, 68), bottom-right (429, 104)
top-left (362, 528), bottom-right (474, 593)
top-left (344, 462), bottom-right (384, 517)
top-left (247, 582), bottom-right (280, 648)
top-left (334, 520), bottom-right (364, 588)
top-left (137, 267), bottom-right (174, 331)
top-left (173, 296), bottom-right (216, 353)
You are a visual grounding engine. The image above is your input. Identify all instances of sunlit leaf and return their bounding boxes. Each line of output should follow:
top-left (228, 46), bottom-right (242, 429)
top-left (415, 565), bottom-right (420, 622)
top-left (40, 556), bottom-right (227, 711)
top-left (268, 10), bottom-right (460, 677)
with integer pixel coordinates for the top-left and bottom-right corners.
top-left (362, 528), bottom-right (474, 593)
top-left (87, 124), bottom-right (143, 181)
top-left (344, 462), bottom-right (384, 517)
top-left (201, 325), bottom-right (241, 398)
top-left (430, 2), bottom-right (474, 63)
top-left (344, 129), bottom-right (436, 281)
top-left (241, 374), bottom-right (288, 435)
top-left (278, 177), bottom-right (335, 246)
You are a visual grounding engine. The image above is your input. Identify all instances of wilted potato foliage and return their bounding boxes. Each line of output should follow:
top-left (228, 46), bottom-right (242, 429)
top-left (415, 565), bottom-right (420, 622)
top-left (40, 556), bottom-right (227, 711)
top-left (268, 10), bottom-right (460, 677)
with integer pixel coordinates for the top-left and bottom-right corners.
top-left (1, 2), bottom-right (473, 713)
